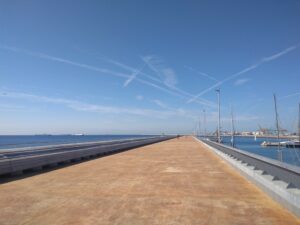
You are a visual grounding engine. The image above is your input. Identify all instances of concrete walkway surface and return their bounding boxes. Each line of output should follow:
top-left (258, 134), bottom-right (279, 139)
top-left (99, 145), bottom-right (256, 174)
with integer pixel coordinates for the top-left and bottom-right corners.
top-left (0, 136), bottom-right (299, 225)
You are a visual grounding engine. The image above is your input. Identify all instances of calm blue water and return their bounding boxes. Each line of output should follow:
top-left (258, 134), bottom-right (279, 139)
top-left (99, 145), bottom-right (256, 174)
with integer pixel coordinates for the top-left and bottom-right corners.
top-left (0, 135), bottom-right (158, 150)
top-left (221, 136), bottom-right (300, 167)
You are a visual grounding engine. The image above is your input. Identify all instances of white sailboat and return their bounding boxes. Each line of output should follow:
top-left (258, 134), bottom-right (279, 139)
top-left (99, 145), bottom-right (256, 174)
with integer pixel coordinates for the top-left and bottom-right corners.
top-left (286, 103), bottom-right (300, 148)
top-left (261, 94), bottom-right (282, 150)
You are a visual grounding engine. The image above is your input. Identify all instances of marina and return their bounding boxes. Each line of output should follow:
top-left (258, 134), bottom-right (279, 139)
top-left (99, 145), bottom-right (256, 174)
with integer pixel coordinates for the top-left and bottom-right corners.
top-left (1, 1), bottom-right (300, 224)
top-left (213, 136), bottom-right (300, 167)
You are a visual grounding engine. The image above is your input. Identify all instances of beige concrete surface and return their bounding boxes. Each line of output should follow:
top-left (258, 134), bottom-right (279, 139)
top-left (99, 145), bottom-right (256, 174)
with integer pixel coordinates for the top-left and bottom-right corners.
top-left (0, 136), bottom-right (299, 225)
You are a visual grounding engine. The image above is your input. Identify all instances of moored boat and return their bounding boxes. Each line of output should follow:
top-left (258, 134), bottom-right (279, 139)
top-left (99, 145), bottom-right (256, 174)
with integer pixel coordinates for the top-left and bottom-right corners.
top-left (261, 141), bottom-right (286, 147)
top-left (285, 140), bottom-right (300, 148)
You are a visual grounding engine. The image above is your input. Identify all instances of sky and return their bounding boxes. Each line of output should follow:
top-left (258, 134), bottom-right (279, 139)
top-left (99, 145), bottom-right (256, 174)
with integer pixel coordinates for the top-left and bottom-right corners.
top-left (0, 0), bottom-right (300, 135)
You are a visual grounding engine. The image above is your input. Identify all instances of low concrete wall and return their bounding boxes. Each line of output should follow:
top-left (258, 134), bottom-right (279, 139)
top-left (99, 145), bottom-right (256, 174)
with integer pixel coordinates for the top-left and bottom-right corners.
top-left (0, 136), bottom-right (174, 176)
top-left (201, 139), bottom-right (300, 188)
top-left (195, 137), bottom-right (300, 219)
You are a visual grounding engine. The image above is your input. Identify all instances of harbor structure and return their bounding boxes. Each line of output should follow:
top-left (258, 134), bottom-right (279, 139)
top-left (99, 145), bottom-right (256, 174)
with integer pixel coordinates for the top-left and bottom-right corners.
top-left (0, 137), bottom-right (299, 224)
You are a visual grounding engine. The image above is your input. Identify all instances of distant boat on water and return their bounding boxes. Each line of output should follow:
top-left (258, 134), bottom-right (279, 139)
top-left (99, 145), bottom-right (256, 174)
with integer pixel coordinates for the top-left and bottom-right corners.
top-left (261, 140), bottom-right (287, 147)
top-left (285, 140), bottom-right (300, 148)
top-left (261, 101), bottom-right (300, 149)
top-left (72, 134), bottom-right (85, 136)
top-left (261, 140), bottom-right (300, 148)
top-left (285, 103), bottom-right (300, 148)
top-left (261, 94), bottom-right (282, 148)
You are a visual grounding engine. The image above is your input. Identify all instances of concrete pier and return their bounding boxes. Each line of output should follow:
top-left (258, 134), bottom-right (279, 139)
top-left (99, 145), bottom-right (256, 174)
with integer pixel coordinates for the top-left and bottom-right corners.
top-left (0, 137), bottom-right (299, 225)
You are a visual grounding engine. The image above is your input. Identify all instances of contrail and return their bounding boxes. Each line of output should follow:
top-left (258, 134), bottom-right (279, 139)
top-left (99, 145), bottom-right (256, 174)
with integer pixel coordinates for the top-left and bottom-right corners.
top-left (0, 45), bottom-right (217, 108)
top-left (0, 45), bottom-right (130, 79)
top-left (185, 66), bottom-right (219, 82)
top-left (169, 84), bottom-right (218, 108)
top-left (187, 43), bottom-right (300, 103)
top-left (123, 64), bottom-right (146, 87)
top-left (106, 58), bottom-right (162, 83)
top-left (106, 56), bottom-right (217, 107)
top-left (123, 74), bottom-right (137, 87)
top-left (141, 55), bottom-right (164, 80)
top-left (1, 45), bottom-right (190, 99)
top-left (279, 92), bottom-right (300, 100)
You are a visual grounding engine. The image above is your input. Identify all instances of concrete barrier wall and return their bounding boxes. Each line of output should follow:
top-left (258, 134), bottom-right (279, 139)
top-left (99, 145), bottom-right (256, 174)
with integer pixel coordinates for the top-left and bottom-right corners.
top-left (197, 138), bottom-right (300, 219)
top-left (201, 139), bottom-right (300, 188)
top-left (0, 136), bottom-right (174, 176)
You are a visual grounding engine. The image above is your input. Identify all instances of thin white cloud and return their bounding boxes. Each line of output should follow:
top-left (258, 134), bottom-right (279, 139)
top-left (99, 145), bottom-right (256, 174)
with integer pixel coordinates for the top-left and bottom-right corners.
top-left (142, 55), bottom-right (178, 87)
top-left (152, 99), bottom-right (168, 109)
top-left (0, 45), bottom-right (218, 108)
top-left (185, 66), bottom-right (218, 82)
top-left (96, 55), bottom-right (218, 108)
top-left (0, 103), bottom-right (34, 112)
top-left (0, 45), bottom-right (130, 79)
top-left (187, 43), bottom-right (300, 103)
top-left (161, 68), bottom-right (177, 87)
top-left (0, 46), bottom-right (186, 100)
top-left (0, 91), bottom-right (198, 119)
top-left (170, 84), bottom-right (218, 108)
top-left (262, 45), bottom-right (300, 62)
top-left (123, 64), bottom-right (146, 87)
top-left (234, 78), bottom-right (250, 86)
top-left (279, 92), bottom-right (300, 100)
top-left (141, 55), bottom-right (163, 79)
top-left (109, 57), bottom-right (218, 107)
top-left (0, 90), bottom-right (259, 131)
top-left (106, 58), bottom-right (162, 83)
top-left (123, 73), bottom-right (137, 87)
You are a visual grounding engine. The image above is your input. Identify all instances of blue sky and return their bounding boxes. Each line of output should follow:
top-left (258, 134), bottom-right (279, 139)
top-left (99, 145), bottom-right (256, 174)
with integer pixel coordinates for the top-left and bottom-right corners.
top-left (0, 0), bottom-right (300, 135)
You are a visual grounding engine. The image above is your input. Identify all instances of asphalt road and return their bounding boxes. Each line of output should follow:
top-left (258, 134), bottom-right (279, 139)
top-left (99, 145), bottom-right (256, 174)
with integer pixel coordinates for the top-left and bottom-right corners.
top-left (0, 137), bottom-right (156, 159)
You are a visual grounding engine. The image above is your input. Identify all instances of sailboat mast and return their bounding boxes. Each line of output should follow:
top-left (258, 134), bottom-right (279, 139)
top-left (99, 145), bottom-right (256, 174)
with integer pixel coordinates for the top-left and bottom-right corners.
top-left (273, 94), bottom-right (280, 142)
top-left (273, 94), bottom-right (282, 161)
top-left (231, 106), bottom-right (235, 147)
top-left (198, 119), bottom-right (201, 137)
top-left (298, 103), bottom-right (300, 142)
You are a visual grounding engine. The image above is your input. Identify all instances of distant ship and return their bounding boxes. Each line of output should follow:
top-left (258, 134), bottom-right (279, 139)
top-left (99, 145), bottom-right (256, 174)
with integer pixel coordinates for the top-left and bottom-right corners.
top-left (72, 134), bottom-right (85, 136)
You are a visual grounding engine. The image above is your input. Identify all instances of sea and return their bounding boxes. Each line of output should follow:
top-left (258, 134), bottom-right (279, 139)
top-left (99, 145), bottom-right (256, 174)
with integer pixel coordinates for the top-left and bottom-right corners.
top-left (0, 135), bottom-right (158, 150)
top-left (221, 136), bottom-right (300, 167)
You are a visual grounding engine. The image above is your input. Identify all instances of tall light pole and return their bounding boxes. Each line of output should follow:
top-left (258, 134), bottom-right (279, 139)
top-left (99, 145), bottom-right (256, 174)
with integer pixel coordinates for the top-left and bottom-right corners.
top-left (298, 103), bottom-right (300, 142)
top-left (216, 89), bottom-right (221, 143)
top-left (203, 109), bottom-right (206, 138)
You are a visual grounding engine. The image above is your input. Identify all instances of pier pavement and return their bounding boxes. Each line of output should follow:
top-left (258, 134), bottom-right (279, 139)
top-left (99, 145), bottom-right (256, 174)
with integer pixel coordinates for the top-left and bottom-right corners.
top-left (0, 136), bottom-right (299, 225)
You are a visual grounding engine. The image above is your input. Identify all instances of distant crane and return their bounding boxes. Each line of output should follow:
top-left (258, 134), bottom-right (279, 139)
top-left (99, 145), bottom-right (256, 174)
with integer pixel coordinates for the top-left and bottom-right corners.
top-left (258, 124), bottom-right (272, 135)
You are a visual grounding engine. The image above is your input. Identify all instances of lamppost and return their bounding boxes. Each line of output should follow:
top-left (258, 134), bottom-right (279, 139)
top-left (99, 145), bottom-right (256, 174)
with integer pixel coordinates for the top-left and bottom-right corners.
top-left (216, 89), bottom-right (221, 143)
top-left (203, 109), bottom-right (206, 138)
